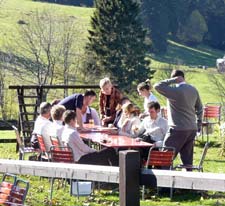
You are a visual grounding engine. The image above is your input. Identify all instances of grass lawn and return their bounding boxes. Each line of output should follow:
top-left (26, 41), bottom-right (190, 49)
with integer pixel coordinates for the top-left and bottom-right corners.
top-left (0, 0), bottom-right (93, 46)
top-left (151, 40), bottom-right (224, 68)
top-left (1, 130), bottom-right (225, 205)
top-left (0, 1), bottom-right (225, 205)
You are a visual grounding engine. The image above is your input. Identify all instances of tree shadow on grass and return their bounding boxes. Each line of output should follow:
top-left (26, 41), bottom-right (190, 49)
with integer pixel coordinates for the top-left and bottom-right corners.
top-left (0, 50), bottom-right (45, 74)
top-left (33, 0), bottom-right (93, 7)
top-left (172, 189), bottom-right (201, 202)
top-left (151, 40), bottom-right (224, 67)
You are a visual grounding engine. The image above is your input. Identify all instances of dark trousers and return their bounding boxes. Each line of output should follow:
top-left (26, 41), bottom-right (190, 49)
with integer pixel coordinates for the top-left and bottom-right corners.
top-left (139, 134), bottom-right (156, 161)
top-left (164, 128), bottom-right (197, 166)
top-left (78, 147), bottom-right (118, 166)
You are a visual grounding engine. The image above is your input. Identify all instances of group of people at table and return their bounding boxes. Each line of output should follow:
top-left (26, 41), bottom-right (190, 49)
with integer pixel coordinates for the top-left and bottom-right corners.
top-left (32, 69), bottom-right (203, 170)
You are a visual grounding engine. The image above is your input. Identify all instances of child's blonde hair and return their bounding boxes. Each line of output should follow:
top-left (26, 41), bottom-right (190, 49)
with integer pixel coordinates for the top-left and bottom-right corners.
top-left (122, 103), bottom-right (136, 115)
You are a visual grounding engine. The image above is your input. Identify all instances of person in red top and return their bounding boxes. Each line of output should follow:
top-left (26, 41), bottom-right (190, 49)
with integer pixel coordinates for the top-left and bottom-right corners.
top-left (99, 77), bottom-right (123, 127)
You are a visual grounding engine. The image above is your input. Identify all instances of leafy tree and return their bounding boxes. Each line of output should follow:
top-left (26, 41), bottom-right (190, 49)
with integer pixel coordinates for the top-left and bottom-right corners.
top-left (142, 0), bottom-right (170, 53)
top-left (85, 0), bottom-right (153, 91)
top-left (167, 0), bottom-right (197, 37)
top-left (176, 10), bottom-right (208, 45)
top-left (199, 0), bottom-right (225, 50)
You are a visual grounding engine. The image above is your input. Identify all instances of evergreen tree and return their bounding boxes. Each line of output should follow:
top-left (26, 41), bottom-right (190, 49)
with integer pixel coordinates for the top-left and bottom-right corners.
top-left (85, 0), bottom-right (153, 91)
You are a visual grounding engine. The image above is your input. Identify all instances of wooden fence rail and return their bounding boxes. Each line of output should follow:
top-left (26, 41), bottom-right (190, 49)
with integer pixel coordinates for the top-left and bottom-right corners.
top-left (1, 151), bottom-right (225, 206)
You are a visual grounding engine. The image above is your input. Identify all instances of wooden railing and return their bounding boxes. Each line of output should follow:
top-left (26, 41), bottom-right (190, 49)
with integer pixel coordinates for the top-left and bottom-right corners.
top-left (1, 151), bottom-right (225, 206)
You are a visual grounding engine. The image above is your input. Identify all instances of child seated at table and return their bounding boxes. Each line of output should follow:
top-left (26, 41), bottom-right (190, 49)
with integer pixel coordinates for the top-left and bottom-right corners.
top-left (49, 104), bottom-right (66, 144)
top-left (61, 110), bottom-right (118, 166)
top-left (119, 103), bottom-right (141, 138)
top-left (108, 96), bottom-right (131, 129)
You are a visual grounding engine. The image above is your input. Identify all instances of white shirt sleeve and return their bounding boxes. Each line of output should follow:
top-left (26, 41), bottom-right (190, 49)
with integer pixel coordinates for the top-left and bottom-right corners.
top-left (90, 108), bottom-right (101, 126)
top-left (119, 117), bottom-right (141, 138)
top-left (42, 122), bottom-right (53, 152)
top-left (68, 131), bottom-right (96, 153)
top-left (149, 93), bottom-right (158, 102)
top-left (135, 118), bottom-right (147, 136)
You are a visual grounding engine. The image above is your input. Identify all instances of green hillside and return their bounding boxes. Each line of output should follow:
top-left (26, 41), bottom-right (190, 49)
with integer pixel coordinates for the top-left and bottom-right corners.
top-left (0, 1), bottom-right (225, 206)
top-left (0, 0), bottom-right (224, 112)
top-left (152, 40), bottom-right (224, 68)
top-left (0, 0), bottom-right (93, 45)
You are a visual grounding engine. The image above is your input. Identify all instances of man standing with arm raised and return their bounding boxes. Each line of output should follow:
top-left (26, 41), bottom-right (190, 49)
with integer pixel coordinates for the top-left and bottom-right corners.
top-left (154, 70), bottom-right (203, 169)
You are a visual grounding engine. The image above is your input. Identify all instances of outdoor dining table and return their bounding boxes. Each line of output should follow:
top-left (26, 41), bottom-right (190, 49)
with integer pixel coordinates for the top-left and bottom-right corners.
top-left (80, 124), bottom-right (152, 149)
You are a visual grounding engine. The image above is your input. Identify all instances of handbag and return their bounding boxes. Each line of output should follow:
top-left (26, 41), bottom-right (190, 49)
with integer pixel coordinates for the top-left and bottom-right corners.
top-left (30, 133), bottom-right (40, 149)
top-left (138, 133), bottom-right (156, 144)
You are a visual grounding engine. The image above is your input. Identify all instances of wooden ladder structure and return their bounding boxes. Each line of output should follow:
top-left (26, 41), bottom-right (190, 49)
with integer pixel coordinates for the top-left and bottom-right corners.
top-left (8, 85), bottom-right (99, 147)
top-left (9, 86), bottom-right (44, 146)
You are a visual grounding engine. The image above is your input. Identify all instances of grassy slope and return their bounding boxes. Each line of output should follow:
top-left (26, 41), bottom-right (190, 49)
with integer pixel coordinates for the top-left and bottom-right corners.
top-left (150, 40), bottom-right (224, 105)
top-left (152, 40), bottom-right (224, 68)
top-left (0, 1), bottom-right (225, 205)
top-left (0, 0), bottom-right (93, 46)
top-left (1, 0), bottom-right (224, 106)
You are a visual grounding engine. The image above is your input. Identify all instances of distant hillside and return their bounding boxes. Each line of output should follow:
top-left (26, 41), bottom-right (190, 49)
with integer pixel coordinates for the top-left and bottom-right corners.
top-left (0, 0), bottom-right (224, 120)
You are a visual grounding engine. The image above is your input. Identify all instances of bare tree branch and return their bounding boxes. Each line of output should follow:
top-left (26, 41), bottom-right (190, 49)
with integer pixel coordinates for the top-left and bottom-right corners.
top-left (3, 10), bottom-right (83, 98)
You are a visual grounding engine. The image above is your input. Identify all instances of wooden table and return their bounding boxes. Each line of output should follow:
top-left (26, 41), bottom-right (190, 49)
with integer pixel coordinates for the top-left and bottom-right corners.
top-left (82, 124), bottom-right (118, 134)
top-left (80, 131), bottom-right (152, 148)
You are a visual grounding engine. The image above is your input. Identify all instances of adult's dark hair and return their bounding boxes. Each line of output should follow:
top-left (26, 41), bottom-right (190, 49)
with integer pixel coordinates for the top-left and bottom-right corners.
top-left (40, 102), bottom-right (52, 115)
top-left (147, 101), bottom-right (160, 110)
top-left (84, 89), bottom-right (96, 97)
top-left (171, 69), bottom-right (185, 78)
top-left (137, 79), bottom-right (152, 91)
top-left (63, 110), bottom-right (76, 124)
top-left (51, 99), bottom-right (61, 106)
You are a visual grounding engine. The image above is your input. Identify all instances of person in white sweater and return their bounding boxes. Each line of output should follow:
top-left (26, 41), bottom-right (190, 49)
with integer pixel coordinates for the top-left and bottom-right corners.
top-left (49, 104), bottom-right (66, 144)
top-left (32, 102), bottom-right (53, 151)
top-left (61, 110), bottom-right (118, 165)
top-left (81, 106), bottom-right (101, 126)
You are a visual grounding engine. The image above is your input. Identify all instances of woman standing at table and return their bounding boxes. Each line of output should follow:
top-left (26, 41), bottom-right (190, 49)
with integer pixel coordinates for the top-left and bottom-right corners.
top-left (99, 77), bottom-right (123, 127)
top-left (137, 79), bottom-right (158, 119)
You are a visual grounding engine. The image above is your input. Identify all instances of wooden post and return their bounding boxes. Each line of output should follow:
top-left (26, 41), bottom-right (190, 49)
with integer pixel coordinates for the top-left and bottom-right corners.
top-left (119, 150), bottom-right (140, 206)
